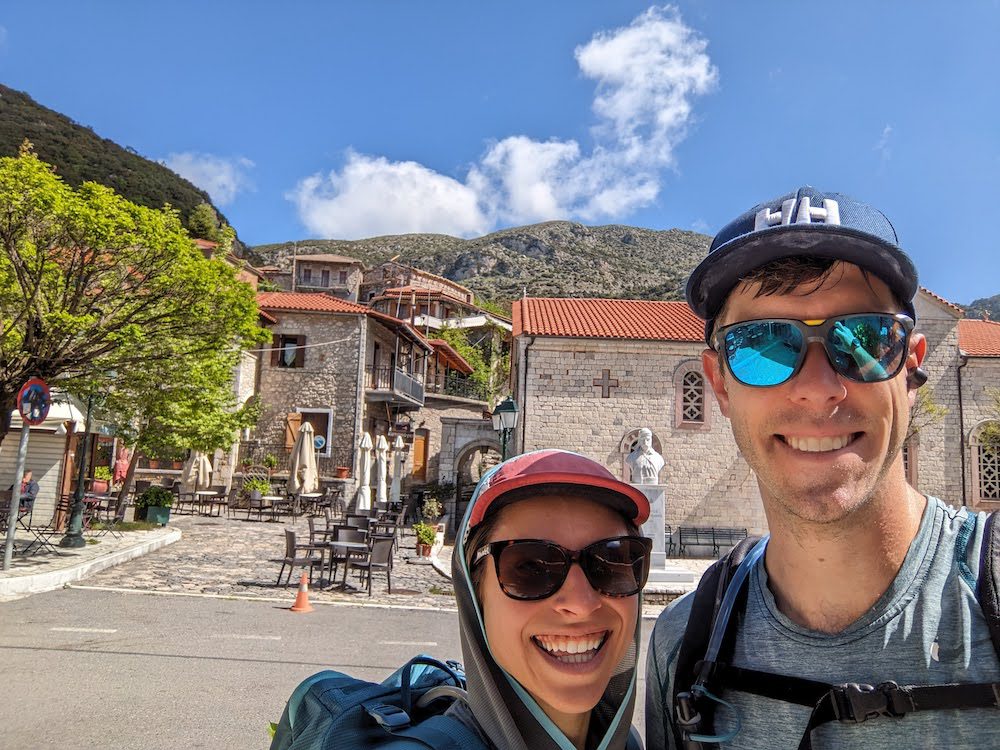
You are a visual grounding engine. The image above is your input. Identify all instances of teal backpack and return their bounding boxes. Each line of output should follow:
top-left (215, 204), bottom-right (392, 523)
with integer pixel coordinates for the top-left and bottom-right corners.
top-left (269, 655), bottom-right (488, 750)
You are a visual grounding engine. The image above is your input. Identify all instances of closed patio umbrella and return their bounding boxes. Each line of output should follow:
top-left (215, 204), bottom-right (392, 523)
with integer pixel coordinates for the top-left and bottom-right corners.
top-left (182, 451), bottom-right (213, 493)
top-left (289, 422), bottom-right (319, 495)
top-left (375, 434), bottom-right (389, 509)
top-left (355, 432), bottom-right (373, 512)
top-left (390, 435), bottom-right (404, 505)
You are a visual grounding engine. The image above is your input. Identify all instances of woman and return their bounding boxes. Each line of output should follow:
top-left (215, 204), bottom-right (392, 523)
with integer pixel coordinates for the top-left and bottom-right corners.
top-left (449, 449), bottom-right (652, 750)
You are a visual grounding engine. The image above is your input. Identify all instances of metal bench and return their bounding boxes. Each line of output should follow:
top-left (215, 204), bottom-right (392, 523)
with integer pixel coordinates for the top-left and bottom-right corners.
top-left (678, 526), bottom-right (748, 557)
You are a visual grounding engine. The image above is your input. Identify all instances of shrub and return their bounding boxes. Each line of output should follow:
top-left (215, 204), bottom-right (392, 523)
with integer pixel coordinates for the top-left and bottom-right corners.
top-left (93, 465), bottom-right (113, 481)
top-left (136, 486), bottom-right (174, 509)
top-left (413, 521), bottom-right (436, 546)
top-left (241, 477), bottom-right (271, 497)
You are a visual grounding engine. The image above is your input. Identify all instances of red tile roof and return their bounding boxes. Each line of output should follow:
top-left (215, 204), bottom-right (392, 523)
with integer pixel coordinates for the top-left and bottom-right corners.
top-left (959, 319), bottom-right (1000, 356)
top-left (513, 298), bottom-right (704, 341)
top-left (428, 339), bottom-right (474, 374)
top-left (919, 286), bottom-right (964, 315)
top-left (257, 292), bottom-right (369, 315)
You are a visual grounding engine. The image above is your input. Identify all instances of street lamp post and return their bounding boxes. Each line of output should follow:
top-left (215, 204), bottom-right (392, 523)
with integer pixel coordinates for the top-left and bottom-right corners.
top-left (59, 393), bottom-right (94, 549)
top-left (491, 396), bottom-right (519, 461)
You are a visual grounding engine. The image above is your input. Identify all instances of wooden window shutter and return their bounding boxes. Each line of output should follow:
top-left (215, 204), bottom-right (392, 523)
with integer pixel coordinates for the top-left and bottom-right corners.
top-left (271, 335), bottom-right (280, 366)
top-left (285, 412), bottom-right (302, 448)
top-left (294, 336), bottom-right (306, 368)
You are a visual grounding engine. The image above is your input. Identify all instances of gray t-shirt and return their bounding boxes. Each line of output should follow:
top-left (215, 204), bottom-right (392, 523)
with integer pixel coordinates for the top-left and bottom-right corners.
top-left (646, 497), bottom-right (1000, 749)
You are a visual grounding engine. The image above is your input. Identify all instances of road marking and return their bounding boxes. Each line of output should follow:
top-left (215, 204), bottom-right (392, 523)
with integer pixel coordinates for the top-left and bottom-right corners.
top-left (380, 640), bottom-right (438, 646)
top-left (50, 627), bottom-right (117, 634)
top-left (209, 634), bottom-right (282, 641)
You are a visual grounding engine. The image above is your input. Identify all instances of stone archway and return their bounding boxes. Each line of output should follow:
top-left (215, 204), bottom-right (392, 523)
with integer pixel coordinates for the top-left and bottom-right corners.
top-left (451, 439), bottom-right (502, 534)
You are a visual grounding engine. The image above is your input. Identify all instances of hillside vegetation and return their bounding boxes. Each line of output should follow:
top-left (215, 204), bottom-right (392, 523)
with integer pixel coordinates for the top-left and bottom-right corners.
top-left (251, 222), bottom-right (711, 304)
top-left (0, 83), bottom-right (228, 232)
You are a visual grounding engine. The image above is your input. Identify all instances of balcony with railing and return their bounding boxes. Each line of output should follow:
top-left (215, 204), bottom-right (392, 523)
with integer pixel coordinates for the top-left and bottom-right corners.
top-left (425, 373), bottom-right (488, 402)
top-left (365, 365), bottom-right (425, 406)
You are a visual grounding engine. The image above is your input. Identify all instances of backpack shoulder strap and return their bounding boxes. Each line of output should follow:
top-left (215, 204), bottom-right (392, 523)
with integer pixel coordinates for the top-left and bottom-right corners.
top-left (976, 509), bottom-right (1000, 655)
top-left (671, 536), bottom-right (763, 748)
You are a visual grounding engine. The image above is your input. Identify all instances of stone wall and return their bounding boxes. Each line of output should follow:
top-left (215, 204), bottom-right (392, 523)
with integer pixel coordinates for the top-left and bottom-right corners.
top-left (909, 295), bottom-right (964, 503)
top-left (256, 311), bottom-right (365, 472)
top-left (961, 356), bottom-right (1000, 508)
top-left (416, 397), bottom-right (490, 484)
top-left (514, 336), bottom-right (767, 534)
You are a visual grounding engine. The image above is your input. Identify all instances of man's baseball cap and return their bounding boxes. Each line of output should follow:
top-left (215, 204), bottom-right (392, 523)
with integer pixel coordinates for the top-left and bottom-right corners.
top-left (466, 449), bottom-right (650, 529)
top-left (685, 186), bottom-right (919, 344)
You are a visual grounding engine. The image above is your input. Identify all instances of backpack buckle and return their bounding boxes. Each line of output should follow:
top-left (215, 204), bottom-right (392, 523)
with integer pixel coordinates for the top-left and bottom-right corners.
top-left (831, 681), bottom-right (913, 723)
top-left (365, 702), bottom-right (411, 731)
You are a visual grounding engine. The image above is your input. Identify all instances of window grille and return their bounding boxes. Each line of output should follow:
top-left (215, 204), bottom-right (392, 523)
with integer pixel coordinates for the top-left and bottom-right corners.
top-left (681, 371), bottom-right (705, 423)
top-left (979, 442), bottom-right (1000, 501)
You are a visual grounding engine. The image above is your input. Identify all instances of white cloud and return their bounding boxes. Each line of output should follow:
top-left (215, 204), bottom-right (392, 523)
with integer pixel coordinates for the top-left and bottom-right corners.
top-left (287, 151), bottom-right (489, 238)
top-left (290, 4), bottom-right (717, 237)
top-left (0, 26), bottom-right (8, 49)
top-left (162, 152), bottom-right (254, 206)
top-left (875, 124), bottom-right (893, 164)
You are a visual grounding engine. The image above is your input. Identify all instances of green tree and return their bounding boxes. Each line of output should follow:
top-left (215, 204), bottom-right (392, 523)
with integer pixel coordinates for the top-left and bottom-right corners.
top-left (980, 388), bottom-right (1000, 451)
top-left (187, 201), bottom-right (222, 242)
top-left (0, 145), bottom-right (265, 446)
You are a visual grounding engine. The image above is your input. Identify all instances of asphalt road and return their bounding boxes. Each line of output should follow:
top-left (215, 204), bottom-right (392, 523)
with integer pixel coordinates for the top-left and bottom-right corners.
top-left (0, 587), bottom-right (655, 749)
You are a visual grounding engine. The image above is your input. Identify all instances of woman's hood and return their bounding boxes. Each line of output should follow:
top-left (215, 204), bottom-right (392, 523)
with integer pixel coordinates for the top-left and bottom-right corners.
top-left (451, 452), bottom-right (641, 750)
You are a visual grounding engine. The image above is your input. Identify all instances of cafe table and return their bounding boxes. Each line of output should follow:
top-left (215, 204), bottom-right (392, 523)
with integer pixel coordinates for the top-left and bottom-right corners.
top-left (324, 540), bottom-right (369, 589)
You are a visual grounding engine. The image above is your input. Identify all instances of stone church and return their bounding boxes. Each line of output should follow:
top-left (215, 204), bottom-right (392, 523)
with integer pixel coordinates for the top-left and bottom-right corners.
top-left (510, 290), bottom-right (1000, 535)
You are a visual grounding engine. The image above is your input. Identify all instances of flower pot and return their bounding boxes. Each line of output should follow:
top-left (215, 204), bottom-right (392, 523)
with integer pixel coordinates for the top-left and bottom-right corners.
top-left (415, 542), bottom-right (432, 557)
top-left (91, 479), bottom-right (110, 494)
top-left (146, 506), bottom-right (171, 526)
top-left (335, 466), bottom-right (350, 479)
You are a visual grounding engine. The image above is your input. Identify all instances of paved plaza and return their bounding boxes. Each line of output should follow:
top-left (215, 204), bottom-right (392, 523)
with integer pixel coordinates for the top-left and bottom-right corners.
top-left (51, 514), bottom-right (715, 615)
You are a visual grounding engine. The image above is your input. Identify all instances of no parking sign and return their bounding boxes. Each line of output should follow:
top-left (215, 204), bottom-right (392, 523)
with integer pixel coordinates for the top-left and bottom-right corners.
top-left (17, 377), bottom-right (51, 426)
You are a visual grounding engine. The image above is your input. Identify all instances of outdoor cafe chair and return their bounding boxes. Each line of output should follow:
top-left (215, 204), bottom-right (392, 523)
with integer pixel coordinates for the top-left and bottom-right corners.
top-left (347, 534), bottom-right (395, 597)
top-left (276, 528), bottom-right (324, 587)
top-left (344, 513), bottom-right (371, 530)
top-left (246, 490), bottom-right (269, 522)
top-left (95, 498), bottom-right (127, 540)
top-left (202, 484), bottom-right (228, 517)
top-left (307, 515), bottom-right (336, 545)
top-left (328, 526), bottom-right (368, 581)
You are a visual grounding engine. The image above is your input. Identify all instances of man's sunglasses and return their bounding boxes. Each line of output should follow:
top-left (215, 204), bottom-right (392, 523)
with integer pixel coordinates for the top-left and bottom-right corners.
top-left (712, 312), bottom-right (913, 388)
top-left (473, 536), bottom-right (652, 601)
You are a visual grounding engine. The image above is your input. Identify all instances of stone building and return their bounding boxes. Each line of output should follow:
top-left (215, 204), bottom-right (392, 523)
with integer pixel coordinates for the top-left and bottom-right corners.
top-left (250, 291), bottom-right (494, 506)
top-left (510, 291), bottom-right (1000, 535)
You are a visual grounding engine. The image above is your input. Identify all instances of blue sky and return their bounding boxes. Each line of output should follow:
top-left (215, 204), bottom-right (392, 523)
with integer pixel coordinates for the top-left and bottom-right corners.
top-left (1, 2), bottom-right (998, 304)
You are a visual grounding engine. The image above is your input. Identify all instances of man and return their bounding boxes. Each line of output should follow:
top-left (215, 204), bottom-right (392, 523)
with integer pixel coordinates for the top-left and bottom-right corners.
top-left (12, 469), bottom-right (38, 511)
top-left (646, 187), bottom-right (1000, 748)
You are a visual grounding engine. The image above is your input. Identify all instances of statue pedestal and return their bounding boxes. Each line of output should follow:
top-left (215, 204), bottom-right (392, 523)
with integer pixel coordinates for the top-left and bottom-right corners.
top-left (633, 484), bottom-right (695, 585)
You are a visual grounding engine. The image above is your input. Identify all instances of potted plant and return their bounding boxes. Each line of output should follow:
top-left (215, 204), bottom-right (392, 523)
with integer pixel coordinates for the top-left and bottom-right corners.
top-left (421, 496), bottom-right (443, 524)
top-left (263, 453), bottom-right (279, 474)
top-left (136, 486), bottom-right (174, 525)
top-left (240, 477), bottom-right (271, 507)
top-left (413, 521), bottom-right (436, 556)
top-left (335, 466), bottom-right (350, 479)
top-left (91, 465), bottom-right (113, 494)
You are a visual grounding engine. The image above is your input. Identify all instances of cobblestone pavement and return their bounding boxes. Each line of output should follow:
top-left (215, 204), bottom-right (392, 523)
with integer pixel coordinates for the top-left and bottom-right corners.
top-left (82, 515), bottom-right (458, 610)
top-left (79, 515), bottom-right (718, 616)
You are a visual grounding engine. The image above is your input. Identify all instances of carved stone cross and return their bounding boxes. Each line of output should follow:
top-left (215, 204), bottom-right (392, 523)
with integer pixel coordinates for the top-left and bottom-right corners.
top-left (592, 369), bottom-right (619, 398)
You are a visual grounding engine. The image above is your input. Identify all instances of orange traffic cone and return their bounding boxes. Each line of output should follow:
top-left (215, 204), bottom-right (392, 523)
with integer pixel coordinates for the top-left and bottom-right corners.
top-left (290, 571), bottom-right (314, 613)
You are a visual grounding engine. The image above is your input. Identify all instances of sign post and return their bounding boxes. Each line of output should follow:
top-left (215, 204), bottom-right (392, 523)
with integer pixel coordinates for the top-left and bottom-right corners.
top-left (3, 378), bottom-right (51, 570)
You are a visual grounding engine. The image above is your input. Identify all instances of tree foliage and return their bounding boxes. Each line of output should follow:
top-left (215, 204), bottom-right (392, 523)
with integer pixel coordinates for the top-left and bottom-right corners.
top-left (980, 388), bottom-right (1000, 452)
top-left (187, 202), bottom-right (223, 243)
top-left (0, 145), bottom-right (266, 446)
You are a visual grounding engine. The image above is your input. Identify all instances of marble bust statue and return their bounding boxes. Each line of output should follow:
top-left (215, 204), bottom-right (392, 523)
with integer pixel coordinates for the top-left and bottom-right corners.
top-left (626, 428), bottom-right (664, 484)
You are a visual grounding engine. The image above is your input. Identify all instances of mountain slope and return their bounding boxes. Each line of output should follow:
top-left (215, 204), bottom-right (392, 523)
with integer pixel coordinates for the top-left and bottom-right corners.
top-left (251, 222), bottom-right (711, 303)
top-left (0, 83), bottom-right (227, 230)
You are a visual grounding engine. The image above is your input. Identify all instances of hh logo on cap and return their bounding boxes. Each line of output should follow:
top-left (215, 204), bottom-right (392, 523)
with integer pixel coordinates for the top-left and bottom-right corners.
top-left (754, 197), bottom-right (840, 230)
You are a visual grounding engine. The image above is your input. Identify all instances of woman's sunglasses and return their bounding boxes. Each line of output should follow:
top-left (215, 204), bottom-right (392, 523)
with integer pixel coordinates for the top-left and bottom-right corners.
top-left (473, 536), bottom-right (653, 601)
top-left (712, 313), bottom-right (914, 388)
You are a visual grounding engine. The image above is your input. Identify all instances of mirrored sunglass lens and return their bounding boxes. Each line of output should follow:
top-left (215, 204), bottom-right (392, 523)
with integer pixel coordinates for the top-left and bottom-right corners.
top-left (498, 542), bottom-right (567, 599)
top-left (583, 538), bottom-right (650, 596)
top-left (828, 315), bottom-right (907, 382)
top-left (725, 321), bottom-right (803, 386)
